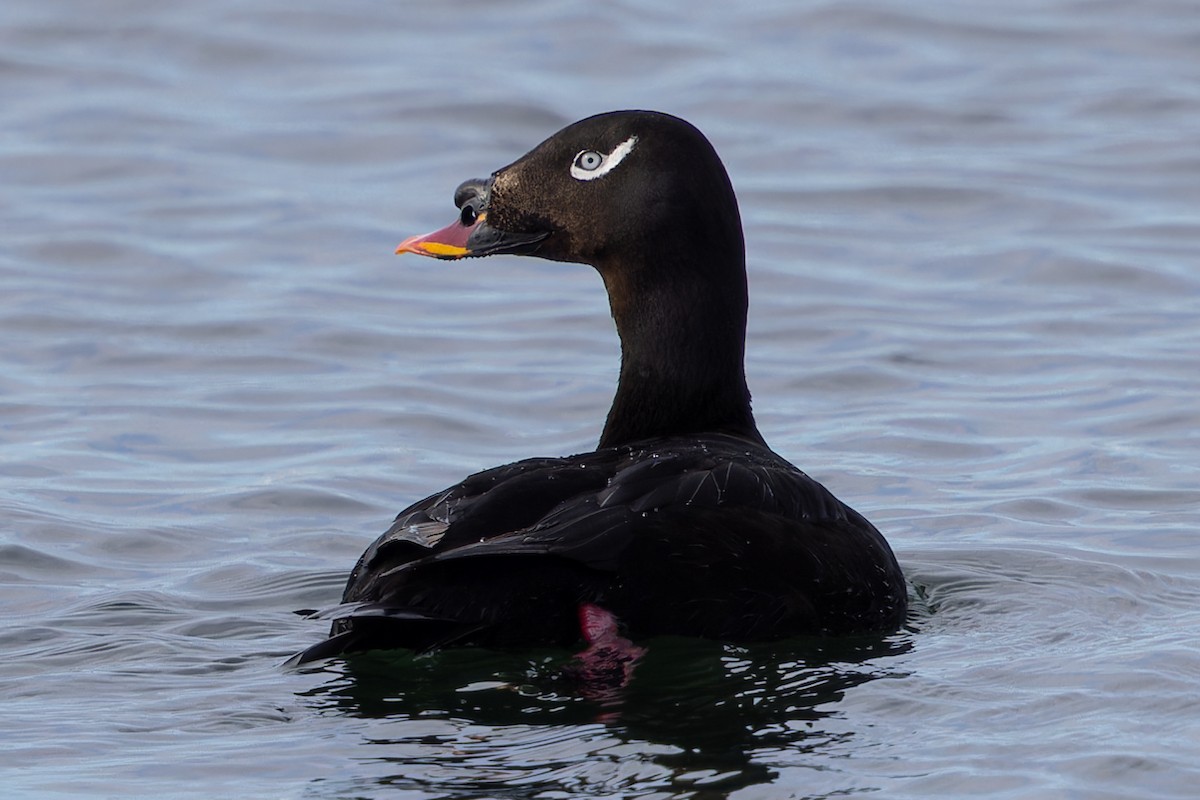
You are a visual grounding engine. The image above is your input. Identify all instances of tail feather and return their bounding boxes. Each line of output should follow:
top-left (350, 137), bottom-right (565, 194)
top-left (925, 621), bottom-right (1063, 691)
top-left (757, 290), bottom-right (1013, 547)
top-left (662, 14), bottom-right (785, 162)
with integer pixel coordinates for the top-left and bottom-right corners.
top-left (285, 607), bottom-right (482, 666)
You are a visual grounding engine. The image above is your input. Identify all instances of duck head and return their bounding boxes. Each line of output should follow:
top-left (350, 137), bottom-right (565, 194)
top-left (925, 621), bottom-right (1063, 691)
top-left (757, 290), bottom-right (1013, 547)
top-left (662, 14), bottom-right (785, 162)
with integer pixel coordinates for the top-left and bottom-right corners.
top-left (396, 110), bottom-right (744, 279)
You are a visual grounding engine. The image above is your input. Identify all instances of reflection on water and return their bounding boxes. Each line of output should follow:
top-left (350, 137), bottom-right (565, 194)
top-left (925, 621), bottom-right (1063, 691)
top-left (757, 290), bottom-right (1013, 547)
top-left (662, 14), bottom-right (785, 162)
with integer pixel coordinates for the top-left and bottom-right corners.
top-left (300, 632), bottom-right (914, 797)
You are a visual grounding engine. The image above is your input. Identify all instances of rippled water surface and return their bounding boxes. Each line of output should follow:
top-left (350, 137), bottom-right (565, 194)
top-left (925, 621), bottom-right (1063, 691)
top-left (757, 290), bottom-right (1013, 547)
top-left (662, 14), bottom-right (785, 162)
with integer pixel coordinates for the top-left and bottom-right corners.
top-left (3, 1), bottom-right (1199, 798)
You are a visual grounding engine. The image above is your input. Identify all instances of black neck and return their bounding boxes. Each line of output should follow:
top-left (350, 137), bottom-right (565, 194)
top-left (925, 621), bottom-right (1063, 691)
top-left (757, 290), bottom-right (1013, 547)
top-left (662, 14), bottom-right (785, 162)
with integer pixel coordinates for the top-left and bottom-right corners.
top-left (597, 255), bottom-right (764, 449)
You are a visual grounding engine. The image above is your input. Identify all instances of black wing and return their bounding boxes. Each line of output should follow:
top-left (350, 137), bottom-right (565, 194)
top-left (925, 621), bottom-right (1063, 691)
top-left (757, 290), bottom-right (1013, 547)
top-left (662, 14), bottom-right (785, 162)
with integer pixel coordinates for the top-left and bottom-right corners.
top-left (293, 434), bottom-right (904, 662)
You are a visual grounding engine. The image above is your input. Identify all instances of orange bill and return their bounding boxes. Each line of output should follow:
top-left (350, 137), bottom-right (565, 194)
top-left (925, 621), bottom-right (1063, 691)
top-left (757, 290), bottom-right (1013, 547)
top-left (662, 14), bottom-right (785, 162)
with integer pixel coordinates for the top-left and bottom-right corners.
top-left (395, 213), bottom-right (486, 259)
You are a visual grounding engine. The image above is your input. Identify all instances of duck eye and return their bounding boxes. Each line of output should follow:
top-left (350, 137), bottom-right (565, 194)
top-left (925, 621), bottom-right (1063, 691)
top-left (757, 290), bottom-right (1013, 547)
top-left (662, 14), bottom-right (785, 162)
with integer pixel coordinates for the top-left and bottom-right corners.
top-left (460, 204), bottom-right (478, 226)
top-left (574, 150), bottom-right (604, 171)
top-left (569, 135), bottom-right (638, 182)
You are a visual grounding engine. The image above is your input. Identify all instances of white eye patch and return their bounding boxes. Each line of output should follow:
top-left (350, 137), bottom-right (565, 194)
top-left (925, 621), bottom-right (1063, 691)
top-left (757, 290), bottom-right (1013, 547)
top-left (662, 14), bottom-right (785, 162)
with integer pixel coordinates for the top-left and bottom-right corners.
top-left (569, 135), bottom-right (638, 181)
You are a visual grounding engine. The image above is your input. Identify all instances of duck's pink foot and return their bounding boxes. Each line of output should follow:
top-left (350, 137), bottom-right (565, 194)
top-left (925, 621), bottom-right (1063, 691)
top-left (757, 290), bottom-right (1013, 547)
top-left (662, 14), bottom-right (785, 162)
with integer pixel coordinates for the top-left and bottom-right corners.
top-left (563, 603), bottom-right (646, 701)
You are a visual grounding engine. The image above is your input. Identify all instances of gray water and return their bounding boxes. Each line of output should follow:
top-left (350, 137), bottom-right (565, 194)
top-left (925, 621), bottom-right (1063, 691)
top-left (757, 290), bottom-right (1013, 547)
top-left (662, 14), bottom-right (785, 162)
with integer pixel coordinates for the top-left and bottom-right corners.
top-left (3, 1), bottom-right (1199, 797)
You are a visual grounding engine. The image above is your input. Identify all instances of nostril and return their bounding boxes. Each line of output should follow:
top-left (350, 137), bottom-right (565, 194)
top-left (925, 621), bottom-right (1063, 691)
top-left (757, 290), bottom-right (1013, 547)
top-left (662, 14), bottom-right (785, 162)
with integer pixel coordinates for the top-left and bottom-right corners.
top-left (460, 205), bottom-right (478, 226)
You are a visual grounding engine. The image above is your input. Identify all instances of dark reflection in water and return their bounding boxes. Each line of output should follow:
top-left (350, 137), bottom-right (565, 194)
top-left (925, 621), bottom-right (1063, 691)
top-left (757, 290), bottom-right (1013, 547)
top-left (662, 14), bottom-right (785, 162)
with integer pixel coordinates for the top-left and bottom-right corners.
top-left (297, 631), bottom-right (914, 797)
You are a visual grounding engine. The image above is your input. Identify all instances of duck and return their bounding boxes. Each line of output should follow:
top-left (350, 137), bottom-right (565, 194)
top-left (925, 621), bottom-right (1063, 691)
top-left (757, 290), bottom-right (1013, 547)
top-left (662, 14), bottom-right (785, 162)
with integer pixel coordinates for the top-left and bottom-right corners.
top-left (292, 110), bottom-right (906, 664)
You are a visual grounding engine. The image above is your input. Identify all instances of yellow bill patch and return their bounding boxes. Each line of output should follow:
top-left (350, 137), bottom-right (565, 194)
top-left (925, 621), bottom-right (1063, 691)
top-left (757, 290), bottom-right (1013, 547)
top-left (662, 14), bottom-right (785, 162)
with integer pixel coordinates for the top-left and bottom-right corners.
top-left (417, 241), bottom-right (469, 257)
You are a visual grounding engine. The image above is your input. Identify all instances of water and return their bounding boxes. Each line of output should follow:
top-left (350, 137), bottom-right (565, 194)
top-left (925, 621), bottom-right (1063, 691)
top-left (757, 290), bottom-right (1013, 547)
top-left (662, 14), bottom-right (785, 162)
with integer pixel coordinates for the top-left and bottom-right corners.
top-left (3, 1), bottom-right (1199, 797)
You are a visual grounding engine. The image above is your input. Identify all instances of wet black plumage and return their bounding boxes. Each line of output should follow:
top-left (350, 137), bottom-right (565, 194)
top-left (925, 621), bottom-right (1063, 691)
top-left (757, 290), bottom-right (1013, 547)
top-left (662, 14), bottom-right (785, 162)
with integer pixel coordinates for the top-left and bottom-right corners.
top-left (292, 111), bottom-right (906, 664)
